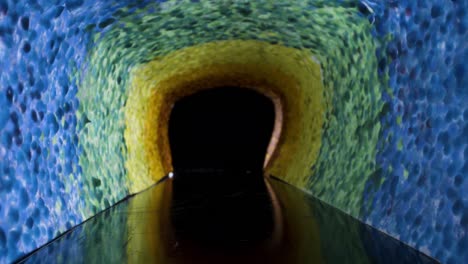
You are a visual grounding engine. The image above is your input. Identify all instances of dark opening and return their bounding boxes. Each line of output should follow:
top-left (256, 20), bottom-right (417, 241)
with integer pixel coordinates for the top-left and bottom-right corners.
top-left (168, 87), bottom-right (275, 173)
top-left (168, 87), bottom-right (276, 248)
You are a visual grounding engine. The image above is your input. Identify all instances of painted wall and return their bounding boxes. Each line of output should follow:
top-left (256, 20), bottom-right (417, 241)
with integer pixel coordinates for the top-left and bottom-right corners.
top-left (0, 0), bottom-right (466, 263)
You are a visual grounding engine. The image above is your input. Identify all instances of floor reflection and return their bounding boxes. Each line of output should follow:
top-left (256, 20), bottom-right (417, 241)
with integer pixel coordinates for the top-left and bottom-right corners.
top-left (170, 169), bottom-right (275, 248)
top-left (21, 173), bottom-right (438, 264)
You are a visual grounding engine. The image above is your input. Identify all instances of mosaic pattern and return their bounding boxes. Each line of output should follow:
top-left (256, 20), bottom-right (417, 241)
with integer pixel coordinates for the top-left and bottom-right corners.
top-left (0, 0), bottom-right (466, 263)
top-left (360, 1), bottom-right (468, 263)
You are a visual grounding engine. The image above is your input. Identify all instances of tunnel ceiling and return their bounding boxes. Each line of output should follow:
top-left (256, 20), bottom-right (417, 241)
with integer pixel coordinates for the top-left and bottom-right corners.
top-left (0, 0), bottom-right (467, 263)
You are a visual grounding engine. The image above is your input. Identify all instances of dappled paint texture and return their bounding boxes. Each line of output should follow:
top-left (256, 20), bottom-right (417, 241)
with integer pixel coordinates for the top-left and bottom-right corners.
top-left (0, 0), bottom-right (466, 263)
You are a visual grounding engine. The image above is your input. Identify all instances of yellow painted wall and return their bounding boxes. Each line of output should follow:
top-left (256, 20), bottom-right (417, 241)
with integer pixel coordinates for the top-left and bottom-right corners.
top-left (125, 40), bottom-right (327, 193)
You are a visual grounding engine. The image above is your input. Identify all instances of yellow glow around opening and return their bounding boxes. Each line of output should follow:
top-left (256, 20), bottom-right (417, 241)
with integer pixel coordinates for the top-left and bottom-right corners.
top-left (125, 40), bottom-right (326, 193)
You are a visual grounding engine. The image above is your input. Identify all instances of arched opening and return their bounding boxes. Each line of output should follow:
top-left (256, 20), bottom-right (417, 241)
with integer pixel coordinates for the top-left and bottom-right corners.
top-left (125, 40), bottom-right (325, 193)
top-left (168, 86), bottom-right (277, 247)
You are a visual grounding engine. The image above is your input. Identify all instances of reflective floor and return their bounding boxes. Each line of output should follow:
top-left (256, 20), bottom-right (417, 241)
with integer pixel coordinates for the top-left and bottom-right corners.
top-left (20, 172), bottom-right (438, 264)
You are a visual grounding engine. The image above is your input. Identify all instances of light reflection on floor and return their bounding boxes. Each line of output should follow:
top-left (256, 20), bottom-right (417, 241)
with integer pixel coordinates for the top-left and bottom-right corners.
top-left (20, 174), bottom-right (438, 264)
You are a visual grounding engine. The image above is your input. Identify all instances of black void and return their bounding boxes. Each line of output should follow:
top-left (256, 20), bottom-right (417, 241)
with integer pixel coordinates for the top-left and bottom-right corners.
top-left (168, 86), bottom-right (276, 173)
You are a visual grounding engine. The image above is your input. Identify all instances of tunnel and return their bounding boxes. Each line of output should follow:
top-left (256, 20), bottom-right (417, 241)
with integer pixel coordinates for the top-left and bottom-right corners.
top-left (1, 0), bottom-right (466, 263)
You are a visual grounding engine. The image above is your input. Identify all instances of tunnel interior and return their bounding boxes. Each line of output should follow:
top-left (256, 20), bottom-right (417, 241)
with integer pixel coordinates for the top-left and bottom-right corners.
top-left (168, 87), bottom-right (277, 247)
top-left (168, 86), bottom-right (276, 173)
top-left (1, 0), bottom-right (465, 263)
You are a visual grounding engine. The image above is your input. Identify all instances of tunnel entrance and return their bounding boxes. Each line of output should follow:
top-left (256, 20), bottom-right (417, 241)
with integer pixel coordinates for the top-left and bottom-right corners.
top-left (168, 86), bottom-right (276, 173)
top-left (168, 87), bottom-right (277, 247)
